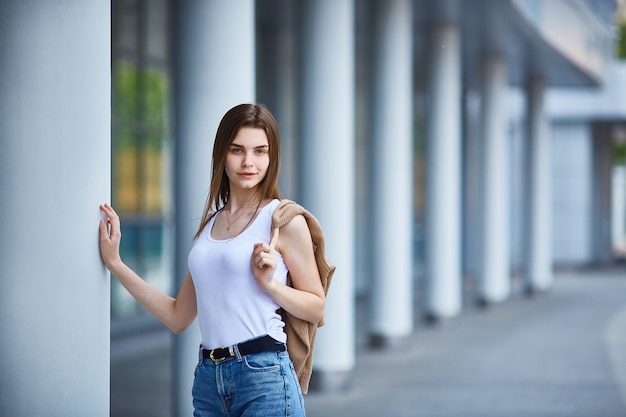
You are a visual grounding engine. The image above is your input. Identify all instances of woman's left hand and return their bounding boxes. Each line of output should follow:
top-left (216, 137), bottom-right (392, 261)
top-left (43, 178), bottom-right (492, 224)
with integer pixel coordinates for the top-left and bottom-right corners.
top-left (251, 228), bottom-right (280, 291)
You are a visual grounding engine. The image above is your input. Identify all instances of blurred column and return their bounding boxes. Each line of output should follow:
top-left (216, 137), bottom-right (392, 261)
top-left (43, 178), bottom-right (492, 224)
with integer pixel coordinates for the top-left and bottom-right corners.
top-left (298, 0), bottom-right (356, 391)
top-left (591, 124), bottom-right (614, 264)
top-left (0, 1), bottom-right (110, 416)
top-left (368, 0), bottom-right (414, 345)
top-left (256, 0), bottom-right (299, 199)
top-left (462, 91), bottom-right (483, 284)
top-left (478, 53), bottom-right (510, 304)
top-left (424, 21), bottom-right (463, 319)
top-left (525, 76), bottom-right (553, 292)
top-left (172, 1), bottom-right (255, 415)
top-left (612, 166), bottom-right (626, 255)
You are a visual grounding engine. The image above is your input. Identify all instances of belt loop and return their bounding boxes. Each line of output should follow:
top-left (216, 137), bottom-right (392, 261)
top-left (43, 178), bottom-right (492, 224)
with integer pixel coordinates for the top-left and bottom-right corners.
top-left (198, 345), bottom-right (203, 365)
top-left (233, 343), bottom-right (243, 362)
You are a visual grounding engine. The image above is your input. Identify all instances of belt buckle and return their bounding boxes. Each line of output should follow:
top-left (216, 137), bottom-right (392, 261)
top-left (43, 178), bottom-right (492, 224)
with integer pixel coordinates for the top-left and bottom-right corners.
top-left (209, 348), bottom-right (225, 363)
top-left (209, 346), bottom-right (234, 363)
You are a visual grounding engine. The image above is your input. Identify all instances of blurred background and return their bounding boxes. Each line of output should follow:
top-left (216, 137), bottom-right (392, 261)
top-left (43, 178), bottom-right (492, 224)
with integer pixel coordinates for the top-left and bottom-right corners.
top-left (108, 0), bottom-right (626, 414)
top-left (2, 0), bottom-right (626, 416)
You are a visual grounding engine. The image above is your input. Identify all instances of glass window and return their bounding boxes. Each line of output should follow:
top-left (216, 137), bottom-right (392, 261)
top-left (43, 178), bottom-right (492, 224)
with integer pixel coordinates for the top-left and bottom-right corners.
top-left (111, 0), bottom-right (172, 320)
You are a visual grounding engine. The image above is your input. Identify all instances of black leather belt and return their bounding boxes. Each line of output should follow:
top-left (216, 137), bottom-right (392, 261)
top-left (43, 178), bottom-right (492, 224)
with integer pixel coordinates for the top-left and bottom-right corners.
top-left (202, 335), bottom-right (286, 363)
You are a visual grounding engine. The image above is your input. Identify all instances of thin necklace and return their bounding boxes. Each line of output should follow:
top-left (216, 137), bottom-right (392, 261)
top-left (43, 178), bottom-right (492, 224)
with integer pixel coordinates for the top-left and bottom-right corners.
top-left (224, 206), bottom-right (256, 231)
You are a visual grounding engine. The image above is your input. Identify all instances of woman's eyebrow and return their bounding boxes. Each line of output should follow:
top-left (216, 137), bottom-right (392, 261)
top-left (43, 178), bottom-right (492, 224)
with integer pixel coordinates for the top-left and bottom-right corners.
top-left (230, 143), bottom-right (269, 149)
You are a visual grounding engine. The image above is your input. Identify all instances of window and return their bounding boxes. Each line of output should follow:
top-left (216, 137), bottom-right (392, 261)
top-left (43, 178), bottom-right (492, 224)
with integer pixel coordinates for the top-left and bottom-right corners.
top-left (111, 0), bottom-right (172, 320)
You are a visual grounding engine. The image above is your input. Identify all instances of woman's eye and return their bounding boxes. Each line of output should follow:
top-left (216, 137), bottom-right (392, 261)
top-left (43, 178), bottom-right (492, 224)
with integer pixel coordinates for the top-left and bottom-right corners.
top-left (255, 149), bottom-right (267, 155)
top-left (231, 148), bottom-right (243, 154)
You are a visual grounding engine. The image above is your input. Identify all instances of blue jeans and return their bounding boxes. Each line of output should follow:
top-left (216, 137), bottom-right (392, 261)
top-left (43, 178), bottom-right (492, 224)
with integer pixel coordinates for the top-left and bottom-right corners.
top-left (193, 348), bottom-right (305, 417)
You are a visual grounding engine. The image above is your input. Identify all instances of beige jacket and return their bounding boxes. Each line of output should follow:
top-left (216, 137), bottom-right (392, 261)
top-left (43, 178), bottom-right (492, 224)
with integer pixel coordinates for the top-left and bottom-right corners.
top-left (271, 199), bottom-right (336, 394)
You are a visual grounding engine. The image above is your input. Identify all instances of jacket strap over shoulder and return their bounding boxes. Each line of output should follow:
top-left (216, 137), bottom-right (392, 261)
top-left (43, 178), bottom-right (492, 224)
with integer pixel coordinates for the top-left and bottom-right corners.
top-left (271, 199), bottom-right (302, 229)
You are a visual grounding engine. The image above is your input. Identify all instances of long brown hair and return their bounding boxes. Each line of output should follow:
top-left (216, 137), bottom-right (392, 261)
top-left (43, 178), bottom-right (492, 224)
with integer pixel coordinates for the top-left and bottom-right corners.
top-left (194, 103), bottom-right (283, 239)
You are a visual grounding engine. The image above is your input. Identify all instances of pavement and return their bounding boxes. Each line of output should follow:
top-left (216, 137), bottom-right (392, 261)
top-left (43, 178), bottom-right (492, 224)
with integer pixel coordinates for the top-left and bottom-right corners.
top-left (111, 267), bottom-right (626, 417)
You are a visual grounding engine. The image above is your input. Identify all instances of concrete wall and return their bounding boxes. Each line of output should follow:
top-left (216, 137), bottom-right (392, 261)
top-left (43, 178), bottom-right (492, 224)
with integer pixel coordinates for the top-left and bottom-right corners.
top-left (551, 122), bottom-right (593, 265)
top-left (0, 1), bottom-right (111, 415)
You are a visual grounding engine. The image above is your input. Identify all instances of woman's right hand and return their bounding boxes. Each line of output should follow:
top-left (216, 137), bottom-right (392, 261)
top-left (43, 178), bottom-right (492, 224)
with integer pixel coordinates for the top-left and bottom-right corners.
top-left (99, 203), bottom-right (123, 269)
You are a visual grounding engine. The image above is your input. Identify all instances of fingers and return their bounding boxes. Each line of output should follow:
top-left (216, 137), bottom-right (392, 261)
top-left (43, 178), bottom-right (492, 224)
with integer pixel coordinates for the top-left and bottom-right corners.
top-left (99, 203), bottom-right (120, 239)
top-left (255, 251), bottom-right (275, 269)
top-left (100, 203), bottom-right (118, 221)
top-left (253, 242), bottom-right (277, 270)
top-left (252, 228), bottom-right (280, 273)
top-left (99, 219), bottom-right (108, 239)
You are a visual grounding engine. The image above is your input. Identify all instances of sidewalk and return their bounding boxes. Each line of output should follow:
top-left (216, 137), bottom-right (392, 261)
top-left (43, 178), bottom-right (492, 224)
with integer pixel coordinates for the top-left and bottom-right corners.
top-left (111, 268), bottom-right (626, 417)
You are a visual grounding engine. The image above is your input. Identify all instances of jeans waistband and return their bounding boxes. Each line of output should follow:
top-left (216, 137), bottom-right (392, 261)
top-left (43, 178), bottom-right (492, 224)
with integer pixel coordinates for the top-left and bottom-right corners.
top-left (201, 335), bottom-right (286, 363)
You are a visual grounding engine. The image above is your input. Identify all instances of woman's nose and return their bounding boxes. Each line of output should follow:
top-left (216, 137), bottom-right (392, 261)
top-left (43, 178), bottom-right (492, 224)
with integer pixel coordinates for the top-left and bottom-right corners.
top-left (242, 151), bottom-right (253, 166)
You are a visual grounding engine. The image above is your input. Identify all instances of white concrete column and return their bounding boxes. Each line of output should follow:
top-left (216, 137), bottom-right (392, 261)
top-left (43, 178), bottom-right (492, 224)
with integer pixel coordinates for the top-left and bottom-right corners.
top-left (525, 77), bottom-right (553, 292)
top-left (0, 1), bottom-right (110, 415)
top-left (172, 1), bottom-right (255, 415)
top-left (478, 54), bottom-right (510, 303)
top-left (424, 23), bottom-right (462, 319)
top-left (298, 0), bottom-right (356, 391)
top-left (368, 0), bottom-right (413, 344)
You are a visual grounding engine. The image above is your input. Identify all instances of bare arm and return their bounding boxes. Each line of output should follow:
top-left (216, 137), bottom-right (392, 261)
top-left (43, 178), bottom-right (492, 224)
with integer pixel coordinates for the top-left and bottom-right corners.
top-left (99, 203), bottom-right (197, 334)
top-left (252, 214), bottom-right (325, 324)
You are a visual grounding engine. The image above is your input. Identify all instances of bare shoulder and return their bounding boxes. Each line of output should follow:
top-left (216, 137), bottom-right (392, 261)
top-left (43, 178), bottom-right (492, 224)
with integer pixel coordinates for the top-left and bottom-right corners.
top-left (281, 212), bottom-right (307, 230)
top-left (276, 214), bottom-right (313, 251)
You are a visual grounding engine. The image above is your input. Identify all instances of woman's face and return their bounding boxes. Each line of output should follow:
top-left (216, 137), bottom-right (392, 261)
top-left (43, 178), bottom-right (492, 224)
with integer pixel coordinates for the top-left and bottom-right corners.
top-left (224, 127), bottom-right (270, 192)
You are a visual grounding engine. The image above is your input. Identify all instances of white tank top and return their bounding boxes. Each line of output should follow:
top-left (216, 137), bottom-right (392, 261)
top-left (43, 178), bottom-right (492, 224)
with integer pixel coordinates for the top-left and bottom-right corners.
top-left (188, 199), bottom-right (288, 349)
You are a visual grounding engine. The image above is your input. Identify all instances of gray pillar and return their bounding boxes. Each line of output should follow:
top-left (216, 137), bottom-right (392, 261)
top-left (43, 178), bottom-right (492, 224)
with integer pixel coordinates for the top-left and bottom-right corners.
top-left (0, 1), bottom-right (110, 416)
top-left (462, 91), bottom-right (483, 282)
top-left (256, 0), bottom-right (299, 199)
top-left (525, 77), bottom-right (553, 292)
top-left (299, 0), bottom-right (356, 391)
top-left (173, 1), bottom-right (255, 415)
top-left (591, 124), bottom-right (614, 264)
top-left (424, 22), bottom-right (463, 319)
top-left (368, 0), bottom-right (414, 345)
top-left (478, 53), bottom-right (510, 304)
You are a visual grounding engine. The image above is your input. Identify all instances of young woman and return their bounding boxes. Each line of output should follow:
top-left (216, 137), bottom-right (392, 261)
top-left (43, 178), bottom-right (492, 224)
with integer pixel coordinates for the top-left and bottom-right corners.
top-left (99, 103), bottom-right (327, 417)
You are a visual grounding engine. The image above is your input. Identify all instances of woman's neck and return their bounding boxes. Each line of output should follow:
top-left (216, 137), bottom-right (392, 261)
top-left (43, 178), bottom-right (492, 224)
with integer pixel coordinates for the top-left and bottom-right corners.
top-left (226, 189), bottom-right (264, 211)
